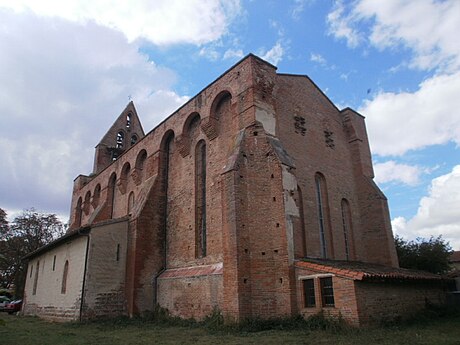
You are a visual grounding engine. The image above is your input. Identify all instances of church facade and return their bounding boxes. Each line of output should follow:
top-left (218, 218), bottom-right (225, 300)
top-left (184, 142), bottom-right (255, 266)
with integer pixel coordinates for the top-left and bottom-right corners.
top-left (22, 55), bottom-right (444, 325)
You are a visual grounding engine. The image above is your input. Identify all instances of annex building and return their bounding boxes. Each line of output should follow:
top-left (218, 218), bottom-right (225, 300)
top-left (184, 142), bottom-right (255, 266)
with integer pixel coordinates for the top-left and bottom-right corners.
top-left (22, 54), bottom-right (444, 326)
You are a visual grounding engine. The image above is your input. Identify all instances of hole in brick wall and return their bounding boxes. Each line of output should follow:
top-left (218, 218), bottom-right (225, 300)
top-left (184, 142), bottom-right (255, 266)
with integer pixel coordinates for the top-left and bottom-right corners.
top-left (271, 174), bottom-right (274, 178)
top-left (273, 197), bottom-right (276, 201)
top-left (261, 252), bottom-right (266, 255)
top-left (244, 249), bottom-right (248, 253)
top-left (279, 278), bottom-right (283, 284)
top-left (244, 278), bottom-right (248, 284)
top-left (240, 175), bottom-right (244, 178)
top-left (253, 131), bottom-right (258, 136)
top-left (188, 283), bottom-right (191, 287)
top-left (243, 153), bottom-right (247, 158)
top-left (274, 249), bottom-right (278, 253)
top-left (242, 224), bottom-right (245, 227)
top-left (290, 190), bottom-right (295, 196)
top-left (276, 223), bottom-right (280, 227)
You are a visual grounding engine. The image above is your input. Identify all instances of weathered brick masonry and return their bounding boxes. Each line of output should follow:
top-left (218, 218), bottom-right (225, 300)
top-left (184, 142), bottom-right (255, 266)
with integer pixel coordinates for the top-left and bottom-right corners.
top-left (22, 54), bottom-right (445, 324)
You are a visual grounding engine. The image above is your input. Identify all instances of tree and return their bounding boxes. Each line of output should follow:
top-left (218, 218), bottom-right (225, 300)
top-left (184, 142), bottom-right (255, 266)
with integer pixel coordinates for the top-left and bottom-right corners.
top-left (395, 235), bottom-right (453, 274)
top-left (0, 208), bottom-right (65, 297)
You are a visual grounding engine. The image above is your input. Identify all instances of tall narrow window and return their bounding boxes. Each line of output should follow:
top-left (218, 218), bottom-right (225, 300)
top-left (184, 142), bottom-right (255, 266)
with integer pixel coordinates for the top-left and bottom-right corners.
top-left (128, 192), bottom-right (134, 214)
top-left (195, 140), bottom-right (207, 258)
top-left (75, 197), bottom-right (83, 228)
top-left (61, 260), bottom-right (69, 294)
top-left (297, 185), bottom-right (307, 257)
top-left (52, 255), bottom-right (56, 271)
top-left (315, 173), bottom-right (329, 258)
top-left (116, 244), bottom-right (120, 262)
top-left (320, 277), bottom-right (335, 307)
top-left (126, 113), bottom-right (132, 128)
top-left (341, 199), bottom-right (354, 260)
top-left (303, 279), bottom-right (316, 307)
top-left (108, 173), bottom-right (117, 219)
top-left (32, 260), bottom-right (39, 295)
top-left (161, 131), bottom-right (174, 266)
top-left (30, 264), bottom-right (33, 278)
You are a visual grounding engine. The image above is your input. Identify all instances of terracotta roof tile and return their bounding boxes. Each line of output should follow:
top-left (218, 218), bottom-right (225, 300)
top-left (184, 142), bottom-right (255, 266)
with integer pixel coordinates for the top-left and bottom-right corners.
top-left (160, 263), bottom-right (223, 279)
top-left (450, 251), bottom-right (460, 263)
top-left (295, 258), bottom-right (442, 281)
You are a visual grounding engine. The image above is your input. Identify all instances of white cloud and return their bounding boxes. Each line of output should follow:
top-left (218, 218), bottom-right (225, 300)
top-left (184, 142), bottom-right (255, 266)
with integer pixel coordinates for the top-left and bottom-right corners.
top-left (327, 0), bottom-right (460, 72)
top-left (223, 49), bottom-right (244, 60)
top-left (361, 71), bottom-right (460, 156)
top-left (326, 0), bottom-right (362, 48)
top-left (0, 0), bottom-right (241, 46)
top-left (0, 10), bottom-right (186, 216)
top-left (310, 53), bottom-right (327, 65)
top-left (199, 46), bottom-right (221, 61)
top-left (392, 165), bottom-right (460, 250)
top-left (261, 41), bottom-right (284, 66)
top-left (355, 0), bottom-right (460, 72)
top-left (374, 161), bottom-right (422, 186)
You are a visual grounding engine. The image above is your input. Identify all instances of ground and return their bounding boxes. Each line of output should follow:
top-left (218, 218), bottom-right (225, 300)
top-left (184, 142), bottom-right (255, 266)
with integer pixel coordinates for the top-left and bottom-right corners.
top-left (1, 313), bottom-right (460, 345)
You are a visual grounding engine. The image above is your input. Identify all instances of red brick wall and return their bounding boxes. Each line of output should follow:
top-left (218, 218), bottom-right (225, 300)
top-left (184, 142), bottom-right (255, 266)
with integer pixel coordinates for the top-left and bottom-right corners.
top-left (66, 54), bottom-right (400, 321)
top-left (295, 266), bottom-right (360, 326)
top-left (355, 280), bottom-right (446, 325)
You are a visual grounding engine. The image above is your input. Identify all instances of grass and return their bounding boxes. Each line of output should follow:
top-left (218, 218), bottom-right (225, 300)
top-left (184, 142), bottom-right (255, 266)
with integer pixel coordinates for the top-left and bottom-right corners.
top-left (1, 309), bottom-right (460, 345)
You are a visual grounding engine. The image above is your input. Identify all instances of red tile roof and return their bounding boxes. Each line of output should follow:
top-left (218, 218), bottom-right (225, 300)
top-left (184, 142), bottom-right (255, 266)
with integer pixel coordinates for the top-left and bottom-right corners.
top-left (450, 251), bottom-right (460, 263)
top-left (295, 258), bottom-right (442, 281)
top-left (160, 263), bottom-right (223, 279)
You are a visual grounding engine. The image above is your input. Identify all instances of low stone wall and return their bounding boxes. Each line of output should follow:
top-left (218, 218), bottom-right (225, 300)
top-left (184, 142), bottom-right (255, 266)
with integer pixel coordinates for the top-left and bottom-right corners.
top-left (355, 280), bottom-right (446, 325)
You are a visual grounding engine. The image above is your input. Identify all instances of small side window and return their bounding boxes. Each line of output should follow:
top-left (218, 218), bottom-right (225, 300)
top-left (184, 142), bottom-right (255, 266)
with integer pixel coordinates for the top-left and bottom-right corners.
top-left (303, 279), bottom-right (316, 307)
top-left (320, 277), bottom-right (335, 307)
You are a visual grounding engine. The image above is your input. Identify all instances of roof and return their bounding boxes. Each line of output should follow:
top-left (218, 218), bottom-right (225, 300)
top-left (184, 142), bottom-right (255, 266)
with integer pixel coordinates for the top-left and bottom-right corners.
top-left (450, 251), bottom-right (460, 263)
top-left (295, 257), bottom-right (442, 282)
top-left (160, 263), bottom-right (223, 279)
top-left (23, 226), bottom-right (91, 260)
top-left (23, 216), bottom-right (130, 260)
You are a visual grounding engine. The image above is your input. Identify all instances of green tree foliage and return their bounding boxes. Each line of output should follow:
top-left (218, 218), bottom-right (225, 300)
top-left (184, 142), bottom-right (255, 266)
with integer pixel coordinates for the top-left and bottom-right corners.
top-left (0, 208), bottom-right (64, 297)
top-left (395, 235), bottom-right (453, 274)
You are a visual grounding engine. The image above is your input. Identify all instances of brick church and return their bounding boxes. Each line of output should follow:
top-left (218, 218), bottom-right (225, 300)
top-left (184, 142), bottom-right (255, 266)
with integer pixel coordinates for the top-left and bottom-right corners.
top-left (23, 54), bottom-right (444, 325)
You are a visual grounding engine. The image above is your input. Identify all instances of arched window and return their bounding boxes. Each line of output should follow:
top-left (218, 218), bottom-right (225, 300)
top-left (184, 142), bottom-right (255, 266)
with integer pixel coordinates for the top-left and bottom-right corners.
top-left (341, 199), bottom-right (354, 260)
top-left (160, 131), bottom-right (174, 265)
top-left (92, 184), bottom-right (101, 207)
top-left (185, 113), bottom-right (201, 138)
top-left (75, 197), bottom-right (83, 228)
top-left (195, 140), bottom-right (207, 258)
top-left (61, 260), bottom-right (69, 294)
top-left (131, 134), bottom-right (138, 146)
top-left (315, 173), bottom-right (331, 259)
top-left (128, 192), bottom-right (135, 214)
top-left (126, 113), bottom-right (132, 128)
top-left (108, 173), bottom-right (117, 219)
top-left (116, 131), bottom-right (124, 149)
top-left (84, 191), bottom-right (91, 215)
top-left (121, 162), bottom-right (130, 181)
top-left (212, 92), bottom-right (232, 120)
top-left (135, 149), bottom-right (147, 171)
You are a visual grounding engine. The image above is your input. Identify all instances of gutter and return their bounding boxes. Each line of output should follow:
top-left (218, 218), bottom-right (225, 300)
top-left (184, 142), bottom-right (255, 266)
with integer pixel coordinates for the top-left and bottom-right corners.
top-left (78, 227), bottom-right (91, 322)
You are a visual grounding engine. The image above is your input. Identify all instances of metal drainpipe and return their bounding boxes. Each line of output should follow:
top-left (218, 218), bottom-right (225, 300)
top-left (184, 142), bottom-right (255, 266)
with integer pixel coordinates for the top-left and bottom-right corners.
top-left (78, 227), bottom-right (91, 322)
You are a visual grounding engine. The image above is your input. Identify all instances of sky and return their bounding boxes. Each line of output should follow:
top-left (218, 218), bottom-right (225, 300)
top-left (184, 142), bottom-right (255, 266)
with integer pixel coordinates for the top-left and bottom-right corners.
top-left (0, 0), bottom-right (459, 250)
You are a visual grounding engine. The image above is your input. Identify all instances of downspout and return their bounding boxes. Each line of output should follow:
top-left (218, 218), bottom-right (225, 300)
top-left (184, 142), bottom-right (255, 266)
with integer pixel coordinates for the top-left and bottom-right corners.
top-left (78, 226), bottom-right (91, 322)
